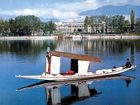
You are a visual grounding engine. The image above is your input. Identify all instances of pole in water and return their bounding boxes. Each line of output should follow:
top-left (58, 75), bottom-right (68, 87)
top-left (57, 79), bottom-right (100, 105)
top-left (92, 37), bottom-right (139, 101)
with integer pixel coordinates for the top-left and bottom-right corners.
top-left (46, 47), bottom-right (51, 74)
top-left (47, 47), bottom-right (50, 53)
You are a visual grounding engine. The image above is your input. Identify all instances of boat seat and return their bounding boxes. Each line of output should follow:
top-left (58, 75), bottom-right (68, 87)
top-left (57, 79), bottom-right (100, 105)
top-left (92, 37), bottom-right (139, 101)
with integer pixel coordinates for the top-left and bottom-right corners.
top-left (75, 72), bottom-right (93, 76)
top-left (96, 69), bottom-right (113, 74)
top-left (67, 70), bottom-right (74, 74)
top-left (61, 70), bottom-right (75, 76)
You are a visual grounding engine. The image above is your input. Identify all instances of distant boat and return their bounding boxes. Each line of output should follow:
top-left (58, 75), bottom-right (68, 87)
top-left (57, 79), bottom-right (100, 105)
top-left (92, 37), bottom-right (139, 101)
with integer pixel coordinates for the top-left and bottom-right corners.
top-left (16, 51), bottom-right (136, 81)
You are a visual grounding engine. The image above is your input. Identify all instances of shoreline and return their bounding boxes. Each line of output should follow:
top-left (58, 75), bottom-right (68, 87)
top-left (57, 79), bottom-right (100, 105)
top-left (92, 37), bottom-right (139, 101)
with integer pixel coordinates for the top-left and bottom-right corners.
top-left (0, 36), bottom-right (58, 40)
top-left (0, 35), bottom-right (140, 40)
top-left (82, 35), bottom-right (140, 39)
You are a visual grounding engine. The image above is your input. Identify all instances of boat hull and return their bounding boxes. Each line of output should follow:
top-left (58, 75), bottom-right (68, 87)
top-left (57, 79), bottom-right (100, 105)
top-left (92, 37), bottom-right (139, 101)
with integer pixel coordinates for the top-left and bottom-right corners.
top-left (16, 65), bottom-right (136, 81)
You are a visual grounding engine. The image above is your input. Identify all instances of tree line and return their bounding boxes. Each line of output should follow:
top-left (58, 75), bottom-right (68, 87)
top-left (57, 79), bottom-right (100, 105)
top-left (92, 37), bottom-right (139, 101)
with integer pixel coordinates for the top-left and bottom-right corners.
top-left (0, 15), bottom-right (56, 36)
top-left (84, 10), bottom-right (140, 34)
top-left (0, 10), bottom-right (140, 36)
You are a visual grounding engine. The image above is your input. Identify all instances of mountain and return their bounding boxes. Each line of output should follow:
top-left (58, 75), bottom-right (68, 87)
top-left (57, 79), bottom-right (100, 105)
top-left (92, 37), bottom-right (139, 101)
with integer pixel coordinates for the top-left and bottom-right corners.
top-left (80, 5), bottom-right (140, 17)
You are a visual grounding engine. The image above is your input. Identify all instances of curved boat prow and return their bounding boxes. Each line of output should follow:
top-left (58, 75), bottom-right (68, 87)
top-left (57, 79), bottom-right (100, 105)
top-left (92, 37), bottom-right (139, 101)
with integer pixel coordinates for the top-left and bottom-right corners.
top-left (96, 65), bottom-right (136, 74)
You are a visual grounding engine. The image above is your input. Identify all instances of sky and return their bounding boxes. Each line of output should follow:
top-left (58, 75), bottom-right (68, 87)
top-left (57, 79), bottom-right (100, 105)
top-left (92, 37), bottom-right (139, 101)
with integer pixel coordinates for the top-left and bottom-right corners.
top-left (0, 0), bottom-right (140, 21)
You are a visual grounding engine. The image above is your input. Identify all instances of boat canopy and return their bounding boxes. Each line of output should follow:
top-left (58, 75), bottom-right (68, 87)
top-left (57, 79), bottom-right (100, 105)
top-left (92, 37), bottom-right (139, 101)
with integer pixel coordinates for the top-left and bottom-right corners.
top-left (50, 56), bottom-right (61, 74)
top-left (45, 55), bottom-right (61, 74)
top-left (50, 51), bottom-right (102, 62)
top-left (45, 51), bottom-right (102, 75)
top-left (78, 60), bottom-right (90, 75)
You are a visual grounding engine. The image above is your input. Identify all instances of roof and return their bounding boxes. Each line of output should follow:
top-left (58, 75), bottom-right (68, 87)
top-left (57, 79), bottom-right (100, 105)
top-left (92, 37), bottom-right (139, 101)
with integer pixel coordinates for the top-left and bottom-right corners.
top-left (49, 51), bottom-right (102, 62)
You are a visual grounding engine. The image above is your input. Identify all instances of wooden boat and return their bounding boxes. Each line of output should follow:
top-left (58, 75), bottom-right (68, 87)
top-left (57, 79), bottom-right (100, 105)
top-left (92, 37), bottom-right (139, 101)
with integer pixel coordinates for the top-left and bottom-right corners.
top-left (16, 51), bottom-right (136, 81)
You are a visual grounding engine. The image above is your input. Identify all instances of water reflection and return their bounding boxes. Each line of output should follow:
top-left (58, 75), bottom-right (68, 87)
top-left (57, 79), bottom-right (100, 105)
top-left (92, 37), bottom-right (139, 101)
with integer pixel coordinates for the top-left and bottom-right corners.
top-left (0, 39), bottom-right (139, 105)
top-left (0, 40), bottom-right (57, 60)
top-left (130, 42), bottom-right (135, 64)
top-left (47, 83), bottom-right (101, 105)
top-left (17, 75), bottom-right (135, 105)
top-left (57, 39), bottom-right (140, 55)
top-left (0, 39), bottom-right (140, 58)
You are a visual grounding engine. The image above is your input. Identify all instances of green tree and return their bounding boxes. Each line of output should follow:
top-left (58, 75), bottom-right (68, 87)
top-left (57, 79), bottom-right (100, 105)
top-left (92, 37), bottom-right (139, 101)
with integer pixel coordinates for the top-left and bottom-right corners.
top-left (0, 19), bottom-right (4, 35)
top-left (84, 16), bottom-right (89, 32)
top-left (130, 10), bottom-right (135, 31)
top-left (124, 20), bottom-right (129, 32)
top-left (9, 18), bottom-right (17, 36)
top-left (43, 21), bottom-right (56, 34)
top-left (137, 20), bottom-right (140, 32)
top-left (0, 19), bottom-right (10, 36)
top-left (118, 16), bottom-right (125, 33)
top-left (90, 16), bottom-right (94, 32)
top-left (30, 15), bottom-right (41, 35)
top-left (105, 16), bottom-right (109, 34)
top-left (111, 16), bottom-right (118, 32)
top-left (9, 15), bottom-right (41, 36)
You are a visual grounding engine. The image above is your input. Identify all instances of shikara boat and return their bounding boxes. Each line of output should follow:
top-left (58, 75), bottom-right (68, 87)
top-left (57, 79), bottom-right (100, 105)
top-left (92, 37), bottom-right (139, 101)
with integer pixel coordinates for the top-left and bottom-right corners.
top-left (16, 51), bottom-right (136, 81)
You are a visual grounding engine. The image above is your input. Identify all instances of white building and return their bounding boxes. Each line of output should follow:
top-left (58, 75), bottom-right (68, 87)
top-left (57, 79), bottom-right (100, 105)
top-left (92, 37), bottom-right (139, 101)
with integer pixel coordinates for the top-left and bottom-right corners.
top-left (55, 22), bottom-right (84, 33)
top-left (55, 21), bottom-right (117, 34)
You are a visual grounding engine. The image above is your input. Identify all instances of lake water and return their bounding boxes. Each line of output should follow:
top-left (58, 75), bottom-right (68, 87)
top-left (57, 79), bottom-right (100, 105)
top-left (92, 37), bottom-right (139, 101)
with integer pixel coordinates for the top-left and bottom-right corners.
top-left (0, 39), bottom-right (140, 105)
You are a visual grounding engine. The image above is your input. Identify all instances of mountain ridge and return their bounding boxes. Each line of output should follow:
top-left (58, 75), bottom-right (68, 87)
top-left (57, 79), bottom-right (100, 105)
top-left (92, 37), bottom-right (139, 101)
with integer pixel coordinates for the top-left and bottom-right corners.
top-left (80, 5), bottom-right (140, 17)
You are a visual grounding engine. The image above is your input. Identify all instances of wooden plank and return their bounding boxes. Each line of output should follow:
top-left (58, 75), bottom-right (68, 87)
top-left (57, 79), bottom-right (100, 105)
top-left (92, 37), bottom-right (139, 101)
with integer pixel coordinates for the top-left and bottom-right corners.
top-left (50, 51), bottom-right (102, 62)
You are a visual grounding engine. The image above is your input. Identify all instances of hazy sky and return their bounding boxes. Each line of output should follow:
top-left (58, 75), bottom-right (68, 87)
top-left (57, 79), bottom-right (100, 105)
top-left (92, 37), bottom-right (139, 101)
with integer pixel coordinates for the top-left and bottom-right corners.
top-left (0, 0), bottom-right (140, 21)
